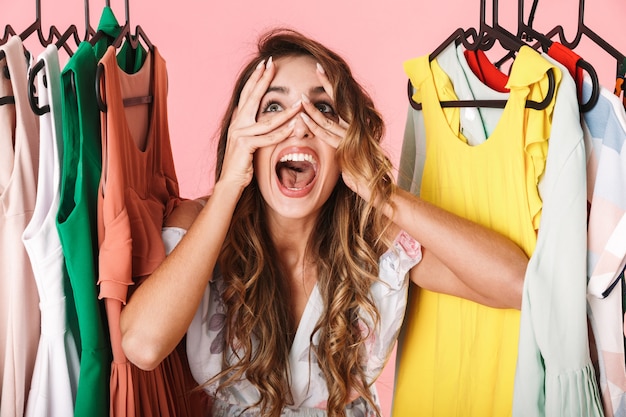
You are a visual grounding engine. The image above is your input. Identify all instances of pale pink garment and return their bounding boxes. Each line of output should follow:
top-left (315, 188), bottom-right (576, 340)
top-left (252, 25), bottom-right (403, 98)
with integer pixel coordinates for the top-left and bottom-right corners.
top-left (0, 36), bottom-right (41, 417)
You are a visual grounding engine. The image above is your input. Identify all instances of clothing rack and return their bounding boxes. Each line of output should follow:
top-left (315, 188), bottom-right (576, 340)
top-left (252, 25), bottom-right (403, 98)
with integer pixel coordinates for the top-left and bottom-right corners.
top-left (407, 0), bottom-right (555, 111)
top-left (518, 0), bottom-right (623, 109)
top-left (2, 0), bottom-right (97, 112)
top-left (542, 0), bottom-right (626, 78)
top-left (0, 0), bottom-right (149, 67)
top-left (0, 0), bottom-right (82, 57)
top-left (509, 0), bottom-right (601, 111)
top-left (25, 0), bottom-right (95, 114)
top-left (14, 0), bottom-right (154, 114)
top-left (407, 0), bottom-right (620, 112)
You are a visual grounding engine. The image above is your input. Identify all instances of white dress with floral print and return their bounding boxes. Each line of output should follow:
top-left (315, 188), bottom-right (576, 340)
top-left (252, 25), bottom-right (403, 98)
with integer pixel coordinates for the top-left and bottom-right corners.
top-left (162, 228), bottom-right (422, 417)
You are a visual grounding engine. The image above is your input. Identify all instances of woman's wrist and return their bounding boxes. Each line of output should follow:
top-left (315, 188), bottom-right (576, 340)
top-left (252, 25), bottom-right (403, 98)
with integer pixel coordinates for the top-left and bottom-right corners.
top-left (210, 179), bottom-right (246, 208)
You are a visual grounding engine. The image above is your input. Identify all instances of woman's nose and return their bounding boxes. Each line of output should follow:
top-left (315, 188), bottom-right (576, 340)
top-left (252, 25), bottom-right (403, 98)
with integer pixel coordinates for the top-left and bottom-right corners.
top-left (292, 112), bottom-right (311, 139)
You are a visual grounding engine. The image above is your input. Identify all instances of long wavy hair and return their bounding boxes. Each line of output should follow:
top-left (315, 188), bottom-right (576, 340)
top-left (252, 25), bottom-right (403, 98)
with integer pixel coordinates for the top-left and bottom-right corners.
top-left (210, 27), bottom-right (396, 417)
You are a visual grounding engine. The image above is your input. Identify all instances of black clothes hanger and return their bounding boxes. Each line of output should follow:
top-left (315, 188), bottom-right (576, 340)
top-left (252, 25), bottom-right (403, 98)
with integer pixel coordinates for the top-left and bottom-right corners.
top-left (514, 0), bottom-right (551, 51)
top-left (0, 26), bottom-right (27, 106)
top-left (0, 25), bottom-right (17, 46)
top-left (0, 28), bottom-right (15, 105)
top-left (492, 0), bottom-right (549, 67)
top-left (428, 27), bottom-right (490, 63)
top-left (27, 59), bottom-right (48, 115)
top-left (0, 0), bottom-right (82, 71)
top-left (0, 48), bottom-right (33, 107)
top-left (0, 59), bottom-right (15, 105)
top-left (408, 0), bottom-right (556, 111)
top-left (28, 0), bottom-right (96, 115)
top-left (54, 24), bottom-right (81, 57)
top-left (83, 0), bottom-right (97, 41)
top-left (614, 57), bottom-right (626, 106)
top-left (95, 0), bottom-right (153, 112)
top-left (544, 0), bottom-right (626, 79)
top-left (427, 0), bottom-right (499, 62)
top-left (17, 0), bottom-right (80, 56)
top-left (111, 0), bottom-right (153, 52)
top-left (89, 0), bottom-right (112, 46)
top-left (0, 0), bottom-right (75, 108)
top-left (0, 96), bottom-right (16, 106)
top-left (494, 0), bottom-right (600, 112)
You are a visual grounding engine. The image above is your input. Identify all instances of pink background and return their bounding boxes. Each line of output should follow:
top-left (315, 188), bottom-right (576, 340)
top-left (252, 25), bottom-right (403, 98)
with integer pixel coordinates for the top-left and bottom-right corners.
top-left (4, 0), bottom-right (625, 415)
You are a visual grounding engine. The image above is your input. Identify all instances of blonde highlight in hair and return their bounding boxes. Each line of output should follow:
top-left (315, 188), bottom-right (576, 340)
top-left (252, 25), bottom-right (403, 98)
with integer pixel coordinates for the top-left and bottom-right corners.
top-left (210, 27), bottom-right (395, 417)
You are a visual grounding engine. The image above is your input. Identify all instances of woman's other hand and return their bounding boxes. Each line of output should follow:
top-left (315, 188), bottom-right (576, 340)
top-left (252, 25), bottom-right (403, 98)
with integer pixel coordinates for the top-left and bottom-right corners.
top-left (220, 58), bottom-right (301, 192)
top-left (298, 63), bottom-right (371, 201)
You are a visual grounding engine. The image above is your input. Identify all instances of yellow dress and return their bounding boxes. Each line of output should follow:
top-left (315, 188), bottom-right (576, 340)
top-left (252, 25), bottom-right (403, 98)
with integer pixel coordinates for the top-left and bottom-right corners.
top-left (393, 47), bottom-right (560, 417)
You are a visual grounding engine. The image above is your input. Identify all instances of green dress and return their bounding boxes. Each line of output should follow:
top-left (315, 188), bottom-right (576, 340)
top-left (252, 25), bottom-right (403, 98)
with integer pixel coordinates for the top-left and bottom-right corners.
top-left (56, 7), bottom-right (145, 416)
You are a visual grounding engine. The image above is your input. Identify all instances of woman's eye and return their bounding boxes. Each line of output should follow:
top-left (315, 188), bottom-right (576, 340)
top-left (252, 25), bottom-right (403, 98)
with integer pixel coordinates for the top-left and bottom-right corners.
top-left (316, 102), bottom-right (335, 115)
top-left (263, 102), bottom-right (283, 113)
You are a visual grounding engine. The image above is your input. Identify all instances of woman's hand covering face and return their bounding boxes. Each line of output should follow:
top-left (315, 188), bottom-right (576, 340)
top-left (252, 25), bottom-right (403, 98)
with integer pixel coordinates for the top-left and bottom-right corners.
top-left (298, 64), bottom-right (371, 202)
top-left (220, 58), bottom-right (301, 191)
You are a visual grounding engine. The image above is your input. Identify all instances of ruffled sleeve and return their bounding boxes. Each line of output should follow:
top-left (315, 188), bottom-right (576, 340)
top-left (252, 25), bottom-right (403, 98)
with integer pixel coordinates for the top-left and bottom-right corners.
top-left (162, 226), bottom-right (225, 395)
top-left (512, 56), bottom-right (604, 417)
top-left (98, 209), bottom-right (133, 303)
top-left (161, 226), bottom-right (186, 255)
top-left (364, 230), bottom-right (422, 382)
top-left (506, 46), bottom-right (560, 232)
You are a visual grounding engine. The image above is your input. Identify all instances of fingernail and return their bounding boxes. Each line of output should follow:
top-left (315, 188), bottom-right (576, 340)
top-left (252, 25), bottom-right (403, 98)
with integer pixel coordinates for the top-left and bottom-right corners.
top-left (288, 118), bottom-right (297, 128)
top-left (301, 93), bottom-right (310, 103)
top-left (300, 112), bottom-right (311, 122)
top-left (256, 60), bottom-right (265, 70)
top-left (266, 56), bottom-right (273, 69)
top-left (316, 63), bottom-right (325, 74)
top-left (291, 99), bottom-right (302, 108)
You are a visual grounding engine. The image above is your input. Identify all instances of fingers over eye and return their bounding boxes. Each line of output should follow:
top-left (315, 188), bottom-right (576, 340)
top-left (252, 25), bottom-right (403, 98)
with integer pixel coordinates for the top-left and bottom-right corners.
top-left (300, 100), bottom-right (346, 138)
top-left (300, 112), bottom-right (342, 149)
top-left (240, 58), bottom-right (276, 117)
top-left (315, 63), bottom-right (335, 100)
top-left (315, 64), bottom-right (351, 131)
top-left (239, 60), bottom-right (266, 105)
top-left (246, 106), bottom-right (299, 136)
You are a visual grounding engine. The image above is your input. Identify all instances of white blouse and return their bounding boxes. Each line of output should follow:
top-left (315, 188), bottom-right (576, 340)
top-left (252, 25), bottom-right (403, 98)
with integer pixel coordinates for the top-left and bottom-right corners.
top-left (162, 227), bottom-right (421, 416)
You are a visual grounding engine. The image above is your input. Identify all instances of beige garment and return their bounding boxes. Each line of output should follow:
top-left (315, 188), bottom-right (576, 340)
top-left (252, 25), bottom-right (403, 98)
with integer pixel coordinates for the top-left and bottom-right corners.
top-left (0, 36), bottom-right (41, 417)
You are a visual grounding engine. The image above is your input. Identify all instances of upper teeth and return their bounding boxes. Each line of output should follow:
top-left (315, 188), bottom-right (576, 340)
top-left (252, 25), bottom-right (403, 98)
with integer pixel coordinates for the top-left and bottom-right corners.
top-left (279, 153), bottom-right (316, 165)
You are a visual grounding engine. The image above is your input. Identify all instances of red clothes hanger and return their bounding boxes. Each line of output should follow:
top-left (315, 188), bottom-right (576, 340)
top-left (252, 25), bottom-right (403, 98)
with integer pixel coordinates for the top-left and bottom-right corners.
top-left (544, 0), bottom-right (625, 79)
top-left (494, 0), bottom-right (600, 112)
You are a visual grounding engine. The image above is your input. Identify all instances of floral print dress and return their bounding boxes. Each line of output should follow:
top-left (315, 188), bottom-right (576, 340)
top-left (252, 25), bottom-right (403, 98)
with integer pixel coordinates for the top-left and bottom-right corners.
top-left (162, 227), bottom-right (422, 417)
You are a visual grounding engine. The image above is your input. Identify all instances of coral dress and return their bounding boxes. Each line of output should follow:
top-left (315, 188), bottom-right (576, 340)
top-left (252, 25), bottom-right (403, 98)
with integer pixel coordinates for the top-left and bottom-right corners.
top-left (96, 45), bottom-right (201, 416)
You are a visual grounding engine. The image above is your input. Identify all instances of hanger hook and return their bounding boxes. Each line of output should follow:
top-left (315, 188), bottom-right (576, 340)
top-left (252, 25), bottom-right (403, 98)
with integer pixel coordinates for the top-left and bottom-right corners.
top-left (84, 0), bottom-right (91, 40)
top-left (527, 0), bottom-right (539, 28)
top-left (492, 0), bottom-right (499, 27)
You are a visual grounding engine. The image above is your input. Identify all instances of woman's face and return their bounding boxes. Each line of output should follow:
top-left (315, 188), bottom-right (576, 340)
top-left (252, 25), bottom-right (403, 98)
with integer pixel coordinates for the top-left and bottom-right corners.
top-left (253, 55), bottom-right (342, 223)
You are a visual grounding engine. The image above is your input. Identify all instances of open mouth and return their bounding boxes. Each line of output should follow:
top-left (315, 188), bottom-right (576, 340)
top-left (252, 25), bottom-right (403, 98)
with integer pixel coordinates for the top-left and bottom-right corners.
top-left (276, 153), bottom-right (318, 191)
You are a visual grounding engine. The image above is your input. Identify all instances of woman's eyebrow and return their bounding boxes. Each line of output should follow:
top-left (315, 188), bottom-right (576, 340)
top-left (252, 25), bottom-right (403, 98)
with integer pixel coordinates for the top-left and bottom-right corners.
top-left (309, 86), bottom-right (326, 95)
top-left (264, 85), bottom-right (327, 96)
top-left (265, 86), bottom-right (288, 94)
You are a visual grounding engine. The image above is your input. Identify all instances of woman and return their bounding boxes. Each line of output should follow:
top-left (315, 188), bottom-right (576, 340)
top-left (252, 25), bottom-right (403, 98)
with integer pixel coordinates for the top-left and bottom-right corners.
top-left (119, 28), bottom-right (527, 417)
